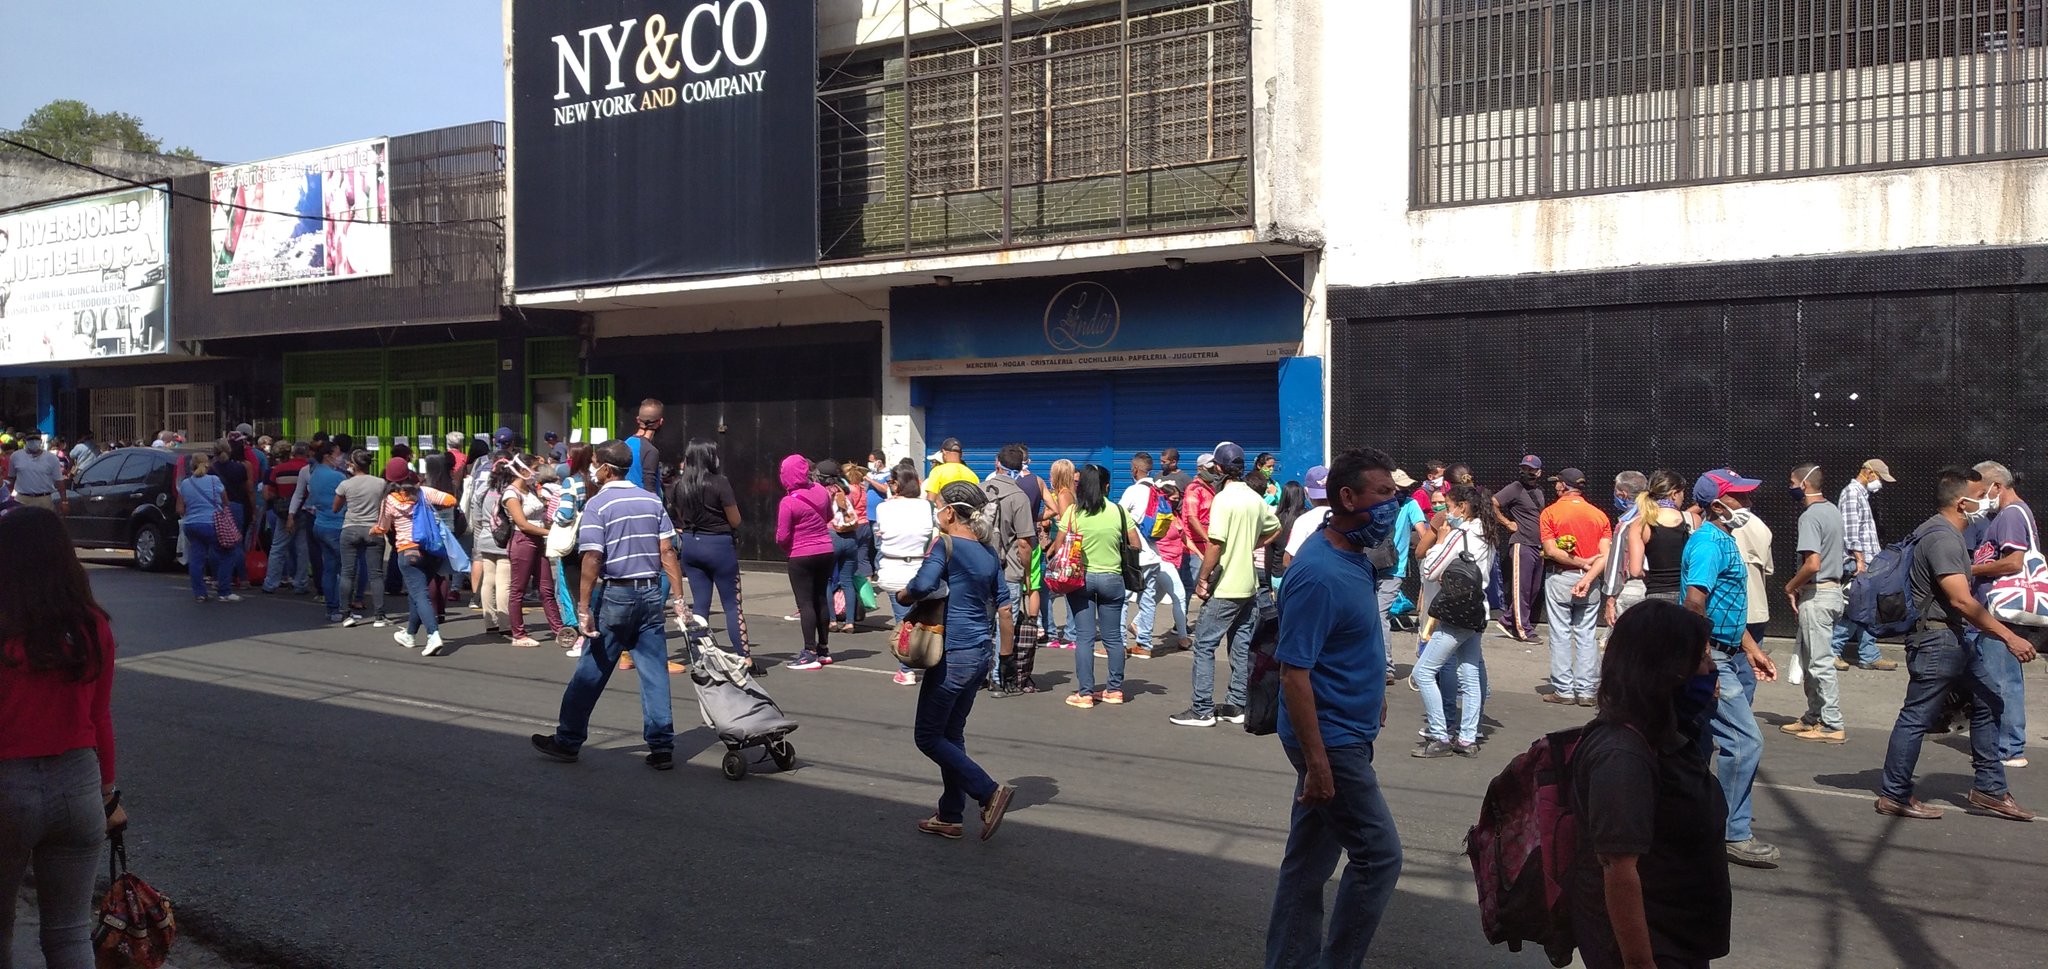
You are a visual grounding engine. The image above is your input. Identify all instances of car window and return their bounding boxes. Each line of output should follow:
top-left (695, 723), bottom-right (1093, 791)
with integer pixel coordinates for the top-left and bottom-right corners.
top-left (74, 453), bottom-right (133, 488)
top-left (117, 453), bottom-right (164, 485)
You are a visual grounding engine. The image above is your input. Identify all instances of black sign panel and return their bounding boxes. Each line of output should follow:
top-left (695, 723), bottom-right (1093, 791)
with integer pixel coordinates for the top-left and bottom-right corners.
top-left (511, 0), bottom-right (818, 290)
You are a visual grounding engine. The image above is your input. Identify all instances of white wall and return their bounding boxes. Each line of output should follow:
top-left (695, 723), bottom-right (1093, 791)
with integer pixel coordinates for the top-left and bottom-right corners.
top-left (1318, 1), bottom-right (2048, 290)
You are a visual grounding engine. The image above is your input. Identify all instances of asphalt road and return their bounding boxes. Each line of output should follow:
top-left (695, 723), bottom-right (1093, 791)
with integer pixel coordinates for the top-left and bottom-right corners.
top-left (71, 555), bottom-right (2048, 969)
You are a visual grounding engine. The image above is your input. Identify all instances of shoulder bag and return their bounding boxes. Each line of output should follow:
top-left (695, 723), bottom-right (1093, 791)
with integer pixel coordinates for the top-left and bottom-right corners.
top-left (1116, 505), bottom-right (1144, 592)
top-left (894, 535), bottom-right (952, 669)
top-left (207, 479), bottom-right (240, 549)
top-left (94, 828), bottom-right (176, 969)
top-left (1986, 504), bottom-right (2048, 627)
top-left (546, 492), bottom-right (580, 558)
top-left (1043, 507), bottom-right (1087, 595)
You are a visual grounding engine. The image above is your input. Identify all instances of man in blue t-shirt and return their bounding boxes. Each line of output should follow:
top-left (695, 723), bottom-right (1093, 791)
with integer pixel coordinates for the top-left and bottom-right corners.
top-left (1267, 447), bottom-right (1403, 969)
top-left (1682, 469), bottom-right (1782, 871)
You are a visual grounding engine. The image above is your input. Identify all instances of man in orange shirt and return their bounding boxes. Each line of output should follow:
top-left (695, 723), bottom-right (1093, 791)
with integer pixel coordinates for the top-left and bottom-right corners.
top-left (1539, 467), bottom-right (1613, 707)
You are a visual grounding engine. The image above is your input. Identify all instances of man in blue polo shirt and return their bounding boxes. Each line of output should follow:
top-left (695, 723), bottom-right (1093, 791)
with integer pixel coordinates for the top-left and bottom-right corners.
top-left (1682, 468), bottom-right (1782, 870)
top-left (533, 439), bottom-right (690, 771)
top-left (1266, 447), bottom-right (1403, 969)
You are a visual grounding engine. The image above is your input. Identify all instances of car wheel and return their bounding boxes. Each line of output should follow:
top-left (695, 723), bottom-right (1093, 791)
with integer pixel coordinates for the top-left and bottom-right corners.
top-left (133, 523), bottom-right (177, 572)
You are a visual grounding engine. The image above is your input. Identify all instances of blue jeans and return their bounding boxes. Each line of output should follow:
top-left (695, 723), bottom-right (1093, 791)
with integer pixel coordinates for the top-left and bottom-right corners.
top-left (338, 525), bottom-right (388, 620)
top-left (914, 646), bottom-right (1000, 824)
top-left (263, 511), bottom-right (309, 592)
top-left (1191, 595), bottom-right (1258, 716)
top-left (1070, 571), bottom-right (1128, 694)
top-left (181, 522), bottom-right (234, 598)
top-left (1040, 575), bottom-right (1073, 644)
top-left (1881, 629), bottom-right (2009, 801)
top-left (552, 581), bottom-right (676, 754)
top-left (1416, 623), bottom-right (1484, 744)
top-left (395, 550), bottom-right (441, 637)
top-left (311, 525), bottom-right (344, 616)
top-left (1266, 742), bottom-right (1403, 969)
top-left (679, 532), bottom-right (748, 651)
top-left (1831, 615), bottom-right (1882, 666)
top-left (1968, 628), bottom-right (2028, 761)
top-left (829, 530), bottom-right (864, 622)
top-left (1704, 648), bottom-right (1763, 842)
top-left (1130, 561), bottom-right (1189, 644)
top-left (1544, 572), bottom-right (1603, 698)
top-left (0, 748), bottom-right (105, 969)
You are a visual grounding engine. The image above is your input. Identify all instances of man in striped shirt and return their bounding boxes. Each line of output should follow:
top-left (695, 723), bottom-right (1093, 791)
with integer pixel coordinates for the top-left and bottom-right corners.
top-left (532, 440), bottom-right (690, 770)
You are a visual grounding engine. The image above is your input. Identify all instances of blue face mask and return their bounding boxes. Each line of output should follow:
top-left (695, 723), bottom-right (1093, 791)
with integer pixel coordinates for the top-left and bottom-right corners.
top-left (1341, 496), bottom-right (1403, 548)
top-left (1673, 673), bottom-right (1717, 731)
top-left (1613, 493), bottom-right (1632, 511)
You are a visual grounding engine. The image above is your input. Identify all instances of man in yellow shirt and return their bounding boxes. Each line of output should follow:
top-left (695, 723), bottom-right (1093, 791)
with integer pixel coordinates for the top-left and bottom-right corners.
top-left (923, 437), bottom-right (981, 504)
top-left (1172, 442), bottom-right (1281, 727)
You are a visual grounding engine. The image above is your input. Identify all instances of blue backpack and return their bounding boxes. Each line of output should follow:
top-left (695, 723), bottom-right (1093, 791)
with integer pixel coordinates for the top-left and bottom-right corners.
top-left (1843, 531), bottom-right (1926, 638)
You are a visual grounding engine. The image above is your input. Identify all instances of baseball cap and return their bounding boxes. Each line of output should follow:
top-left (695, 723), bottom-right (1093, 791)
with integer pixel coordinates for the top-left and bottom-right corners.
top-left (1692, 468), bottom-right (1762, 506)
top-left (1391, 469), bottom-right (1416, 489)
top-left (235, 422), bottom-right (255, 437)
top-left (1549, 467), bottom-right (1588, 490)
top-left (1520, 454), bottom-right (1543, 470)
top-left (1303, 465), bottom-right (1330, 500)
top-left (1196, 452), bottom-right (1215, 469)
top-left (544, 431), bottom-right (559, 441)
top-left (1213, 442), bottom-right (1246, 472)
top-left (493, 426), bottom-right (515, 446)
top-left (1862, 459), bottom-right (1897, 483)
top-left (939, 437), bottom-right (963, 453)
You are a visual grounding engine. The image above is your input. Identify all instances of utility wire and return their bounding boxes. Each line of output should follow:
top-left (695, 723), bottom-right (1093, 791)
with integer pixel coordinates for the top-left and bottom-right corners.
top-left (0, 136), bottom-right (504, 229)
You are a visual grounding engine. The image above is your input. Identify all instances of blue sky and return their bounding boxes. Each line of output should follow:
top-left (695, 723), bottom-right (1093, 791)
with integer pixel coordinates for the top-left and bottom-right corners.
top-left (0, 0), bottom-right (504, 163)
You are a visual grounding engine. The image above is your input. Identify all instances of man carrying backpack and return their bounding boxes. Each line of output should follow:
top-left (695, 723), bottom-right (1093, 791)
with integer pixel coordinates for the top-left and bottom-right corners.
top-left (1119, 452), bottom-right (1183, 658)
top-left (1680, 469), bottom-right (1781, 869)
top-left (1876, 466), bottom-right (2038, 822)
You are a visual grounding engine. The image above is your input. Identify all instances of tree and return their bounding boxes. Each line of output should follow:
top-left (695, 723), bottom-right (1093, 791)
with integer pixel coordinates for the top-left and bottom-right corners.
top-left (0, 99), bottom-right (197, 163)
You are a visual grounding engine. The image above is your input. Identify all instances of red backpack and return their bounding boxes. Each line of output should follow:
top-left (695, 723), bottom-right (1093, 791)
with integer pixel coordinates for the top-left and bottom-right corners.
top-left (1464, 724), bottom-right (1597, 968)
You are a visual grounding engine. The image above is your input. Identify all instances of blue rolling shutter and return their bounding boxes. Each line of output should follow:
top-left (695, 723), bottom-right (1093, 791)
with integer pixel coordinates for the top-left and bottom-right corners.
top-left (922, 364), bottom-right (1281, 497)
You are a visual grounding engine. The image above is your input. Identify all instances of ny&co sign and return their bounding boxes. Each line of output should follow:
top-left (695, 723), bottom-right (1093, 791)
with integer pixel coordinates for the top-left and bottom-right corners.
top-left (550, 0), bottom-right (772, 125)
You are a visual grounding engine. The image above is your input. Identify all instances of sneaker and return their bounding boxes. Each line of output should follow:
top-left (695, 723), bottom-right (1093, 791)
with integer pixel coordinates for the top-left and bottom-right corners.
top-left (1413, 739), bottom-right (1457, 758)
top-left (422, 632), bottom-right (445, 657)
top-left (786, 650), bottom-right (824, 671)
top-left (783, 612), bottom-right (801, 622)
top-left (1576, 696), bottom-right (1597, 708)
top-left (646, 751), bottom-right (674, 771)
top-left (392, 630), bottom-right (417, 649)
top-left (1541, 692), bottom-right (1577, 705)
top-left (816, 652), bottom-right (835, 666)
top-left (2004, 757), bottom-right (2030, 769)
top-left (1093, 644), bottom-right (1108, 658)
top-left (1453, 741), bottom-right (1480, 758)
top-left (530, 734), bottom-right (578, 763)
top-left (1065, 692), bottom-right (1096, 709)
top-left (665, 660), bottom-right (687, 674)
top-left (1792, 726), bottom-right (1847, 744)
top-left (892, 670), bottom-right (919, 686)
top-left (343, 614), bottom-right (362, 628)
top-left (218, 593), bottom-right (243, 603)
top-left (1097, 689), bottom-right (1126, 705)
top-left (510, 636), bottom-right (541, 649)
top-left (195, 596), bottom-right (210, 603)
top-left (1779, 718), bottom-right (1820, 735)
top-left (1128, 645), bottom-right (1154, 659)
top-left (327, 613), bottom-right (345, 624)
top-left (1168, 706), bottom-right (1216, 727)
top-left (1406, 674), bottom-right (1421, 692)
top-left (1725, 838), bottom-right (1781, 869)
top-left (372, 617), bottom-right (389, 628)
top-left (565, 640), bottom-right (587, 659)
top-left (1215, 704), bottom-right (1247, 724)
top-left (979, 784), bottom-right (1016, 842)
top-left (917, 815), bottom-right (964, 840)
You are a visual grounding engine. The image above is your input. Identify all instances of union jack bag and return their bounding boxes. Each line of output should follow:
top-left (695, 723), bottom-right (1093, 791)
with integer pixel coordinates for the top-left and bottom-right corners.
top-left (1983, 504), bottom-right (2048, 627)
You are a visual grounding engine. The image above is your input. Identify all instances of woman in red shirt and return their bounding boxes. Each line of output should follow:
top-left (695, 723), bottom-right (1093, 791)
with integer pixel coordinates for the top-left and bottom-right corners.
top-left (0, 506), bottom-right (127, 967)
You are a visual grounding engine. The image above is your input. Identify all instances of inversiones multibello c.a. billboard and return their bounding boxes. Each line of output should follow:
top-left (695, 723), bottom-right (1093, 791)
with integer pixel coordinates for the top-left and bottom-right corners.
top-left (510, 0), bottom-right (819, 291)
top-left (0, 186), bottom-right (170, 363)
top-left (209, 139), bottom-right (392, 293)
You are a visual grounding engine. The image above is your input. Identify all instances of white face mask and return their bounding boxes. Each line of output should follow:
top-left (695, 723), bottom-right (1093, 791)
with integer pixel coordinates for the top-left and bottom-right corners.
top-left (1864, 478), bottom-right (1883, 495)
top-left (1964, 495), bottom-right (1996, 521)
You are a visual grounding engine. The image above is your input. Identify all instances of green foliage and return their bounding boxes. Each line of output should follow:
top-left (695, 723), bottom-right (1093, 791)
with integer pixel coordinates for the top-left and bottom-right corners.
top-left (1, 99), bottom-right (193, 163)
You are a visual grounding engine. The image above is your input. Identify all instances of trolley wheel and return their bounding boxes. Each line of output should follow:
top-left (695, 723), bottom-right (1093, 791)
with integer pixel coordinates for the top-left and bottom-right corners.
top-left (721, 751), bottom-right (748, 781)
top-left (769, 741), bottom-right (796, 771)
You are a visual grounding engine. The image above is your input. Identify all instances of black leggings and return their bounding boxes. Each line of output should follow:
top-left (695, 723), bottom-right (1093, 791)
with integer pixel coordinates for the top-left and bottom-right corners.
top-left (787, 552), bottom-right (834, 652)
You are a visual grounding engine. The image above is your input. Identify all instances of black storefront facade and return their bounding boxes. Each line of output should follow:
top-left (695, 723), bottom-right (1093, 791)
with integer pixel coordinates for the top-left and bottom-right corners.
top-left (1329, 245), bottom-right (2048, 633)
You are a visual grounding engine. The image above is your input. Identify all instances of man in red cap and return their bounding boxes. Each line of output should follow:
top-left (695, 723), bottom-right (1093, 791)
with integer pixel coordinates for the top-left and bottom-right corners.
top-left (1682, 468), bottom-right (1782, 869)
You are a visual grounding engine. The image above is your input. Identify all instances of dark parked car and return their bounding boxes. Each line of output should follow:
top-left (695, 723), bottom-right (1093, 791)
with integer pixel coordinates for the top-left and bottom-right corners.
top-left (66, 446), bottom-right (213, 571)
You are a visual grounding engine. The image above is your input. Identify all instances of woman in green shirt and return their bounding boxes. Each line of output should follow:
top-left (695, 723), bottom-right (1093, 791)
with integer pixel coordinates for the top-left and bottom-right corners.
top-left (1065, 464), bottom-right (1144, 709)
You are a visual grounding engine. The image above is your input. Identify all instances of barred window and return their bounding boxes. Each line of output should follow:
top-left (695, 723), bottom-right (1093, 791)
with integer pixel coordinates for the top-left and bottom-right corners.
top-left (1414, 0), bottom-right (2048, 206)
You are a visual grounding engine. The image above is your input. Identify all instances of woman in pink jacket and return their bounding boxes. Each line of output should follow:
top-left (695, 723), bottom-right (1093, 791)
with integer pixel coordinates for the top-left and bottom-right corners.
top-left (777, 454), bottom-right (836, 670)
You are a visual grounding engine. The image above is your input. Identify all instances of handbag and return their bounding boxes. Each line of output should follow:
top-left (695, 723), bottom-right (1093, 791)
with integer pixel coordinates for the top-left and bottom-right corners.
top-left (545, 513), bottom-right (579, 559)
top-left (1116, 506), bottom-right (1144, 593)
top-left (1986, 504), bottom-right (2048, 626)
top-left (209, 481), bottom-right (240, 549)
top-left (893, 535), bottom-right (952, 669)
top-left (94, 830), bottom-right (176, 969)
top-left (1043, 509), bottom-right (1086, 595)
top-left (1425, 531), bottom-right (1487, 632)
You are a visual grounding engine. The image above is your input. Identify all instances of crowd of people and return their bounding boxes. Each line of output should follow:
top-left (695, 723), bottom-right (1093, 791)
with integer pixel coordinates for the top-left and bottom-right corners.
top-left (13, 393), bottom-right (2048, 969)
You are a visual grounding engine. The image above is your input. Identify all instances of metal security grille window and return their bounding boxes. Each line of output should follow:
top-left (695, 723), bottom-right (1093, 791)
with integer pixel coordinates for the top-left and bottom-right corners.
top-left (1413, 0), bottom-right (2048, 206)
top-left (819, 0), bottom-right (1253, 259)
top-left (90, 386), bottom-right (218, 446)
